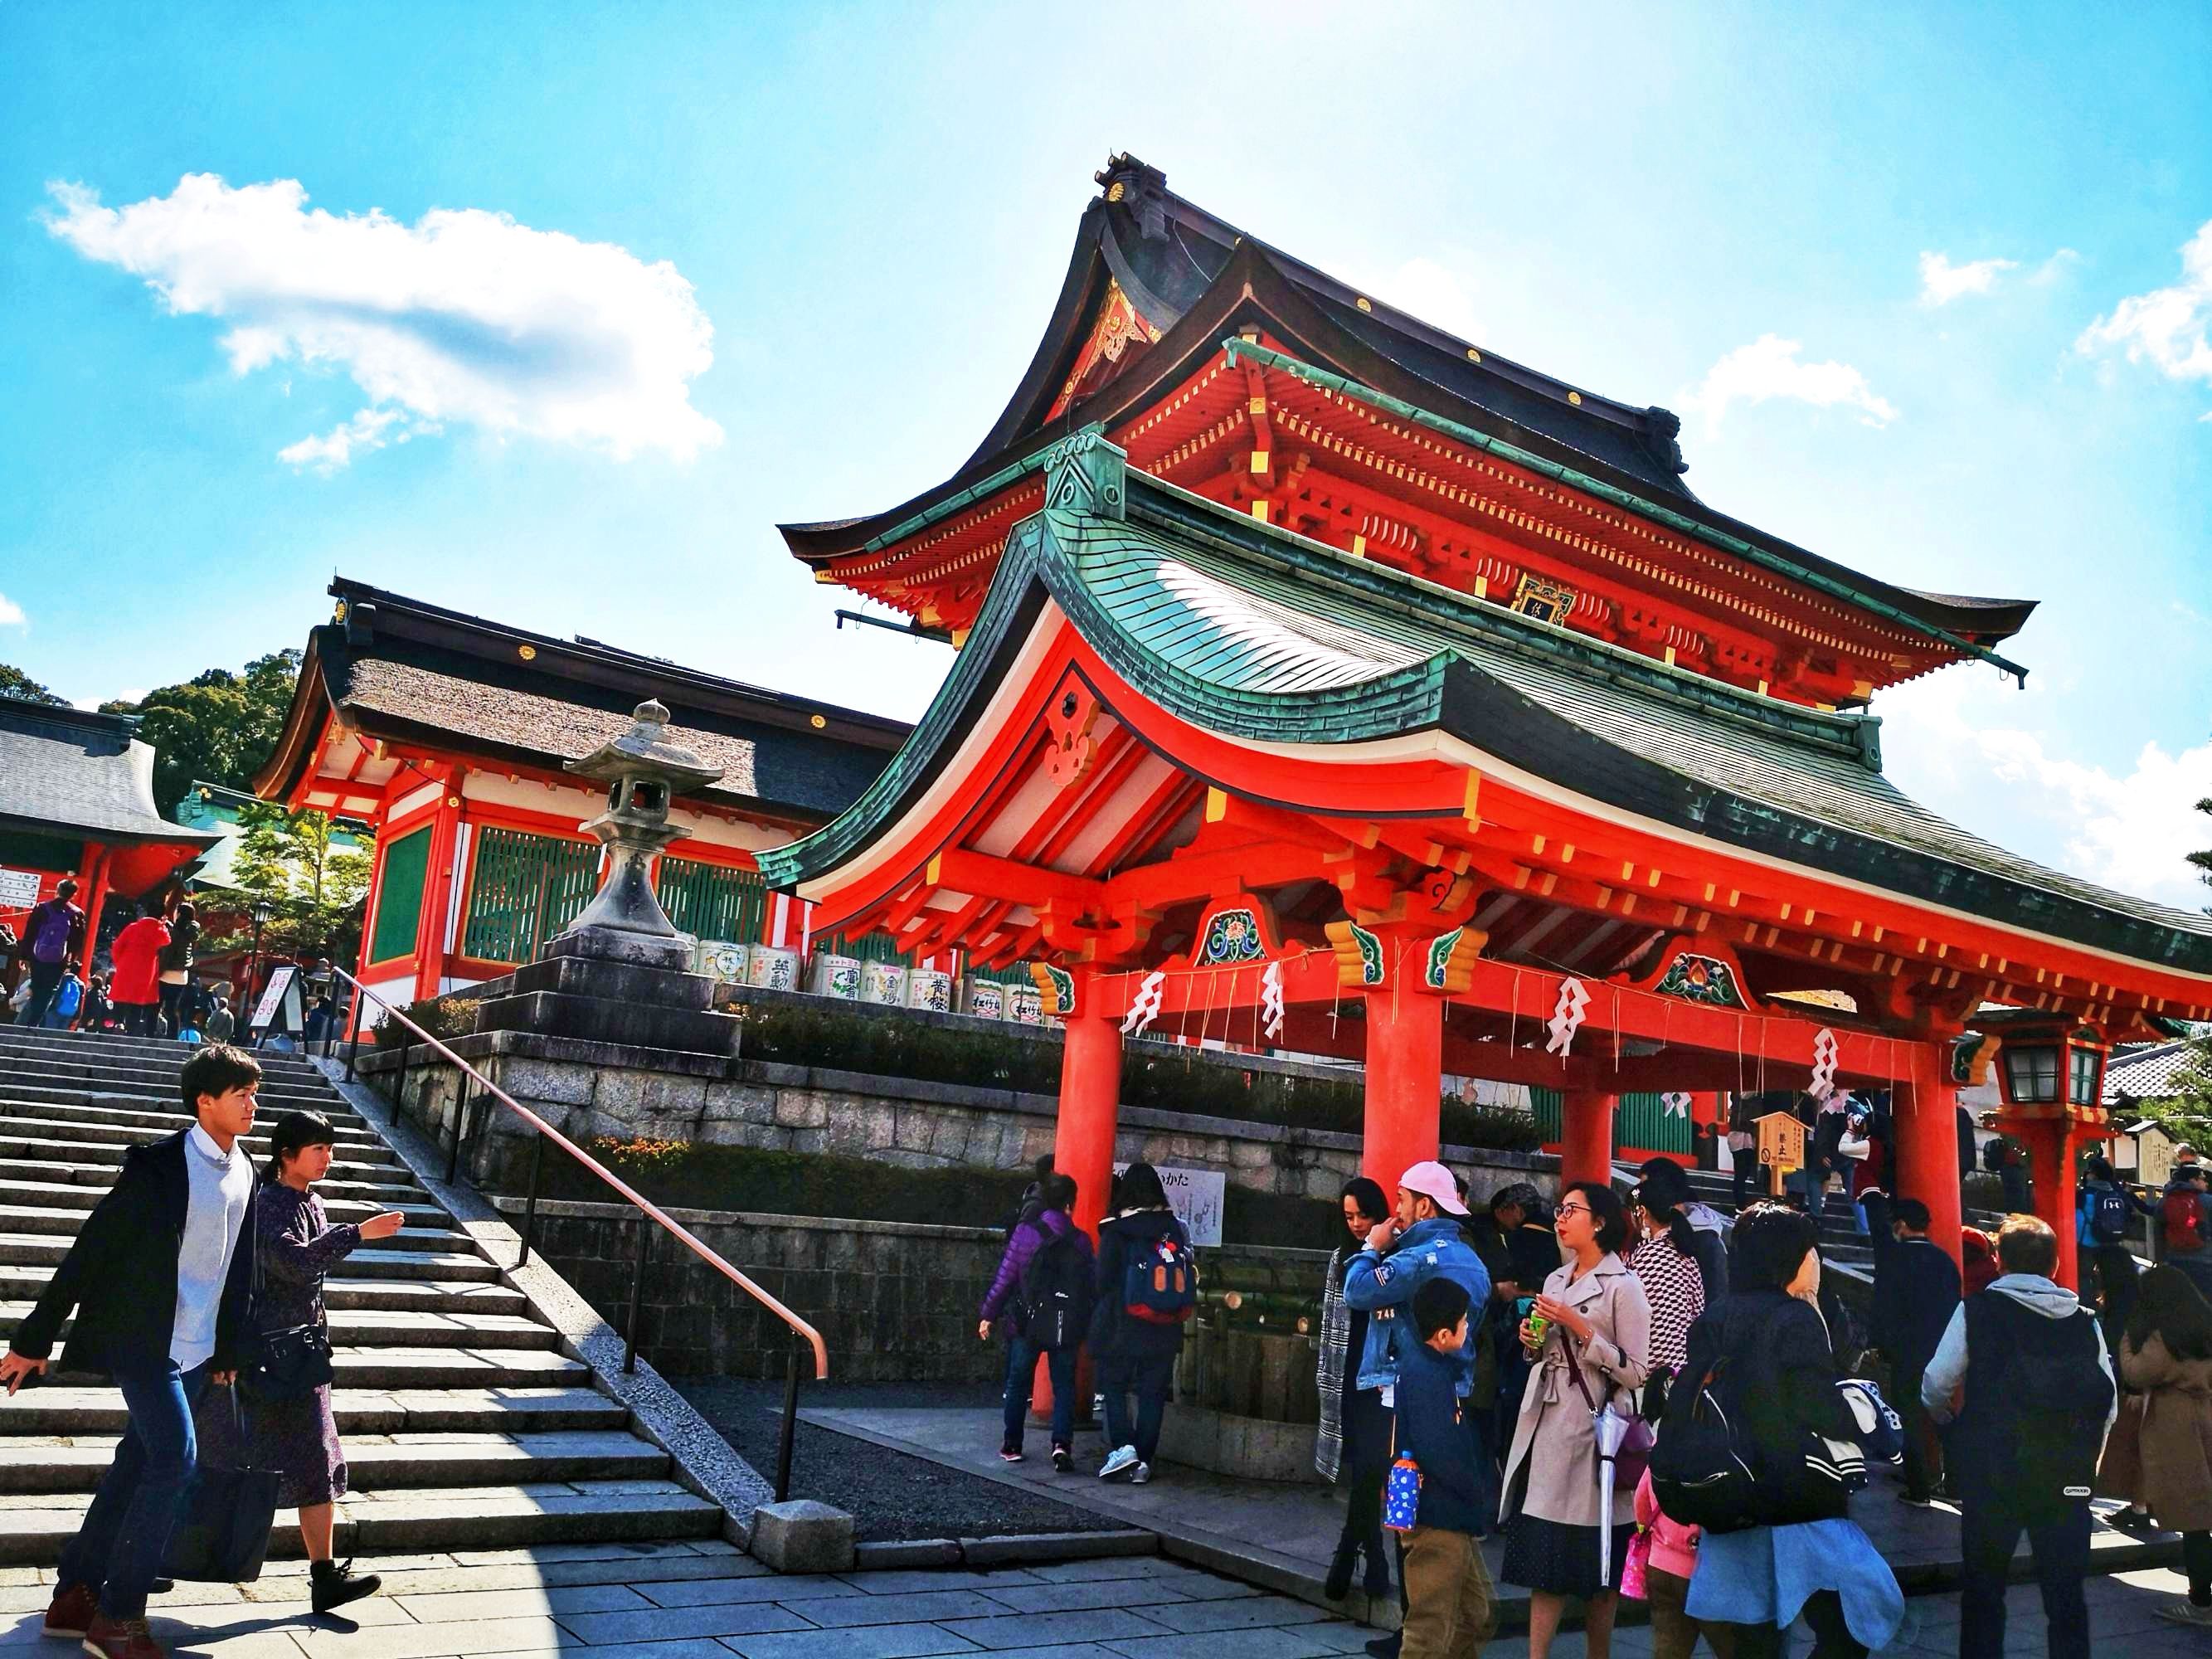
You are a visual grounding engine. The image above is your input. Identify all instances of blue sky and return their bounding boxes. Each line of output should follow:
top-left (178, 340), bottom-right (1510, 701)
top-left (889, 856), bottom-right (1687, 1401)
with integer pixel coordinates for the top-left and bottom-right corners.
top-left (2, 2), bottom-right (2208, 907)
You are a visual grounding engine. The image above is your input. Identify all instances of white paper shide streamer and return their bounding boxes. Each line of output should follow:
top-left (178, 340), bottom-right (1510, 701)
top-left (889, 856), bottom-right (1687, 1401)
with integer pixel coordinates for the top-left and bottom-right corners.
top-left (1259, 960), bottom-right (1286, 1042)
top-left (1121, 970), bottom-right (1167, 1038)
top-left (1546, 977), bottom-right (1590, 1058)
top-left (1808, 1028), bottom-right (1840, 1102)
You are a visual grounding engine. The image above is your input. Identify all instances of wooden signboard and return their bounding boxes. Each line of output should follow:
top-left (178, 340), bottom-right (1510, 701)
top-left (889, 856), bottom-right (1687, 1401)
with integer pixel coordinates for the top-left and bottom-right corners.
top-left (250, 964), bottom-right (304, 1043)
top-left (1755, 1110), bottom-right (1808, 1198)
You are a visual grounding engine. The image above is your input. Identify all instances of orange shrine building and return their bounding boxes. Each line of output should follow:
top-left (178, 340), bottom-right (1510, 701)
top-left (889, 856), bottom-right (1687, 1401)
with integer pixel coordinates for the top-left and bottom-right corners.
top-left (255, 580), bottom-right (910, 1011)
top-left (760, 154), bottom-right (2212, 1289)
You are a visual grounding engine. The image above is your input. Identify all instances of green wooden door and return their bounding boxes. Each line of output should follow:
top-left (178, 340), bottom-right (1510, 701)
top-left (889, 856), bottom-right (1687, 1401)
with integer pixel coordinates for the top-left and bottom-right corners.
top-left (656, 858), bottom-right (767, 942)
top-left (461, 827), bottom-right (600, 965)
top-left (367, 825), bottom-right (431, 966)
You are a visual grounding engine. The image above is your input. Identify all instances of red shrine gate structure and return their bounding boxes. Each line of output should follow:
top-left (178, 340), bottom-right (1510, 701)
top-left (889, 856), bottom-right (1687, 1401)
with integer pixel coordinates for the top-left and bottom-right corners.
top-left (761, 155), bottom-right (2212, 1289)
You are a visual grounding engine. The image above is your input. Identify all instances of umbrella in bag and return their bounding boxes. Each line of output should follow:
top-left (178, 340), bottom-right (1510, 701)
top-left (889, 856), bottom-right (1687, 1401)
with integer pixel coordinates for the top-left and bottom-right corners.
top-left (1592, 1403), bottom-right (1633, 1588)
top-left (164, 1389), bottom-right (280, 1584)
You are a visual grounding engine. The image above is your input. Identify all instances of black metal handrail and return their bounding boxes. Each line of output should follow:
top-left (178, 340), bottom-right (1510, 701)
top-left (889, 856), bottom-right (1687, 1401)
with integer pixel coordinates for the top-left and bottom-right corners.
top-left (334, 968), bottom-right (822, 1503)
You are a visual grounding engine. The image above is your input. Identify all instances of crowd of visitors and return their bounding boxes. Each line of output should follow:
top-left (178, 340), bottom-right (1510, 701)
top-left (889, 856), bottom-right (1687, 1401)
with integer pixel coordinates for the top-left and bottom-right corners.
top-left (3, 890), bottom-right (343, 1049)
top-left (975, 1126), bottom-right (2200, 1656)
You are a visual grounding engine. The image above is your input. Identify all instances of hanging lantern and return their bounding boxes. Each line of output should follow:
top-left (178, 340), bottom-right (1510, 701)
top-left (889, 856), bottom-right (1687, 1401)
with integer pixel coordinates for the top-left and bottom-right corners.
top-left (1995, 1019), bottom-right (2109, 1116)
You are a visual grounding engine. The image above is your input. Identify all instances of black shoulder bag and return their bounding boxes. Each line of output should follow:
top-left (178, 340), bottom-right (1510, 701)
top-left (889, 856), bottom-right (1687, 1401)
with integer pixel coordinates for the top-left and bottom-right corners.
top-left (239, 1209), bottom-right (336, 1403)
top-left (163, 1387), bottom-right (280, 1583)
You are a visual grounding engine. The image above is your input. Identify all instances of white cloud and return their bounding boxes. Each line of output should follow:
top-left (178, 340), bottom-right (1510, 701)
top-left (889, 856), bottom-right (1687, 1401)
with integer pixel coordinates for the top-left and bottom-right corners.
top-left (276, 407), bottom-right (427, 472)
top-left (0, 593), bottom-right (25, 628)
top-left (2076, 218), bottom-right (2212, 391)
top-left (2028, 248), bottom-right (2082, 286)
top-left (1918, 251), bottom-right (2019, 304)
top-left (1680, 334), bottom-right (1899, 435)
top-left (44, 174), bottom-right (723, 469)
top-left (1882, 671), bottom-right (2212, 911)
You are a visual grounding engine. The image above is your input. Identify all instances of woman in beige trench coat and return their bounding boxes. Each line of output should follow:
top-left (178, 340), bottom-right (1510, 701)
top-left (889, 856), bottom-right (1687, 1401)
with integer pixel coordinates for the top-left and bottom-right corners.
top-left (2102, 1265), bottom-right (2212, 1627)
top-left (1500, 1180), bottom-right (1651, 1659)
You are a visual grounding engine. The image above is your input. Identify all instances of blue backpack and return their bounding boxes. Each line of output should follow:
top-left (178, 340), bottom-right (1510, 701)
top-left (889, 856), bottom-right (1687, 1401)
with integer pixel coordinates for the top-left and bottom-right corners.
top-left (1123, 1224), bottom-right (1198, 1325)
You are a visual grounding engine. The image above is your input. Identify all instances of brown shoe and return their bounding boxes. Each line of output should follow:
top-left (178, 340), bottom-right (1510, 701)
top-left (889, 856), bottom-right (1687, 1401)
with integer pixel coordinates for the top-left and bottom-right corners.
top-left (80, 1613), bottom-right (163, 1659)
top-left (42, 1584), bottom-right (98, 1641)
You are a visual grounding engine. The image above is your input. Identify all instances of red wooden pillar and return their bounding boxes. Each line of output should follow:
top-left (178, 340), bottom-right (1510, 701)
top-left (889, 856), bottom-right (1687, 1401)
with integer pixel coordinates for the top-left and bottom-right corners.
top-left (1896, 1039), bottom-right (1963, 1271)
top-left (1560, 1090), bottom-right (1617, 1189)
top-left (1362, 977), bottom-right (1442, 1189)
top-left (77, 844), bottom-right (111, 970)
top-left (1054, 985), bottom-right (1123, 1241)
top-left (1036, 976), bottom-right (1121, 1423)
top-left (414, 775), bottom-right (464, 998)
top-left (2017, 1119), bottom-right (2080, 1291)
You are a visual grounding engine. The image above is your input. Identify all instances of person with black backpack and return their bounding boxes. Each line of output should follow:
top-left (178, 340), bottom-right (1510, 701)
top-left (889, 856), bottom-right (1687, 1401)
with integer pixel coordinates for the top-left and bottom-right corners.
top-left (1654, 1201), bottom-right (1903, 1657)
top-left (1921, 1213), bottom-right (2117, 1659)
top-left (2078, 1155), bottom-right (2156, 1345)
top-left (1092, 1162), bottom-right (1195, 1484)
top-left (977, 1173), bottom-right (1094, 1470)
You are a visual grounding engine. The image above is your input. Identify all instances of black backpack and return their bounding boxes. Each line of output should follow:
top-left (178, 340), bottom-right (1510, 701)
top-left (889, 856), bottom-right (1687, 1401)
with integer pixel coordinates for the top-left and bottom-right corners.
top-left (1958, 1297), bottom-right (2112, 1520)
top-left (1018, 1227), bottom-right (1093, 1351)
top-left (1652, 1300), bottom-right (1861, 1534)
top-left (2087, 1185), bottom-right (2132, 1245)
top-left (1649, 1355), bottom-right (1762, 1532)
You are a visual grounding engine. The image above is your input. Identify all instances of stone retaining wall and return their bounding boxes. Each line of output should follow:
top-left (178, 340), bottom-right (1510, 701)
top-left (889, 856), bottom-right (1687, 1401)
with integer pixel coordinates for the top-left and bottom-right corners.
top-left (491, 1198), bottom-right (1340, 1384)
top-left (358, 1027), bottom-right (1557, 1209)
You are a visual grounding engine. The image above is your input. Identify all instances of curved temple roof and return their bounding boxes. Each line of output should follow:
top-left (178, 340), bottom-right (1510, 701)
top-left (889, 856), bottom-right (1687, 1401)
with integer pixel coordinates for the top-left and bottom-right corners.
top-left (780, 154), bottom-right (2035, 662)
top-left (761, 435), bottom-right (2212, 986)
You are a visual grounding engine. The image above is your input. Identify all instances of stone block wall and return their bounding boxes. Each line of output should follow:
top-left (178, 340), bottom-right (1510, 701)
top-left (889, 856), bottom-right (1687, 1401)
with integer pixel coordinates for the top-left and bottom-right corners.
top-left (359, 1029), bottom-right (1557, 1211)
top-left (493, 1198), bottom-right (1342, 1385)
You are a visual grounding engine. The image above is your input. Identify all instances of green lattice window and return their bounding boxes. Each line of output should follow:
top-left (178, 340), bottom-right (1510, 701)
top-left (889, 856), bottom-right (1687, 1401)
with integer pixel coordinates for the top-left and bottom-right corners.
top-left (1525, 1088), bottom-right (1689, 1155)
top-left (367, 825), bottom-right (431, 966)
top-left (657, 857), bottom-right (767, 942)
top-left (461, 826), bottom-right (600, 966)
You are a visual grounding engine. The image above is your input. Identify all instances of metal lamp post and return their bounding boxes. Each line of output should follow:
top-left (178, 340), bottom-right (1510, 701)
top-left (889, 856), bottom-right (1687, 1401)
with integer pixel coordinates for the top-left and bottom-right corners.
top-left (246, 898), bottom-right (275, 1036)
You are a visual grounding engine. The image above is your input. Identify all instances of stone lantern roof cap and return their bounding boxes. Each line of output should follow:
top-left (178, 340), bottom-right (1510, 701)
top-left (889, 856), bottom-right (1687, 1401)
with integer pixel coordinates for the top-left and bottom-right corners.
top-left (563, 698), bottom-right (724, 793)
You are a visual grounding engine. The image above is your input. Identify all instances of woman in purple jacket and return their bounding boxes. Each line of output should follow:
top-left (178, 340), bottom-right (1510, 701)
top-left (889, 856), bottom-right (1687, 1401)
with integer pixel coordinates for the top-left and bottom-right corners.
top-left (979, 1174), bottom-right (1091, 1469)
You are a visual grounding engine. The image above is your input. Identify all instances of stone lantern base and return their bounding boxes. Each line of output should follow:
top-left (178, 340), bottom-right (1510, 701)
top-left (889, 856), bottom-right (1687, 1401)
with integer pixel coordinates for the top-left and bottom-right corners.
top-left (472, 924), bottom-right (739, 1057)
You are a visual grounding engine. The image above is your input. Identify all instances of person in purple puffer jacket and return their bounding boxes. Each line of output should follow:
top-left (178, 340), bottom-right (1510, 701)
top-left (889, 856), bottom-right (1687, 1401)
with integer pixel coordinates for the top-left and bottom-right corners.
top-left (979, 1173), bottom-right (1092, 1469)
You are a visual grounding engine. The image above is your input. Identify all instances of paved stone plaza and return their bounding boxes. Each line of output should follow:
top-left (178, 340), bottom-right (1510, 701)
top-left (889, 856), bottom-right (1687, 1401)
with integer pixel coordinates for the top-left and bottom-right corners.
top-left (7, 1539), bottom-right (2212, 1657)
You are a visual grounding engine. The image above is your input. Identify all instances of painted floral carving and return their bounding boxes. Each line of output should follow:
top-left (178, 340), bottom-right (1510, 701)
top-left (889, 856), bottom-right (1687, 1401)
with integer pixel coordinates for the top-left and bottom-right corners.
top-left (1195, 907), bottom-right (1266, 966)
top-left (1652, 951), bottom-right (1748, 1010)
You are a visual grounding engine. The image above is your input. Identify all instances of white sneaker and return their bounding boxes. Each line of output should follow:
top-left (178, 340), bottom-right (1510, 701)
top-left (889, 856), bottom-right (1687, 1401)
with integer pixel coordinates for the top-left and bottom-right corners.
top-left (1130, 1462), bottom-right (1152, 1485)
top-left (1099, 1444), bottom-right (1140, 1480)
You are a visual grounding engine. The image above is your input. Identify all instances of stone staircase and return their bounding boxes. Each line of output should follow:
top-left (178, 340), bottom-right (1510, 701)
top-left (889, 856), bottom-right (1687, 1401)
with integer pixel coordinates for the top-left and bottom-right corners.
top-left (0, 1025), bottom-right (725, 1564)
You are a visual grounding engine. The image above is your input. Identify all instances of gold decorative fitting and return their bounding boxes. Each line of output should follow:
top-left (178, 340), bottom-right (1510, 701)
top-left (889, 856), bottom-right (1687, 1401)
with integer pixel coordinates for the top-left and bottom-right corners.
top-left (1106, 181), bottom-right (1125, 202)
top-left (1567, 392), bottom-right (1582, 406)
top-left (1355, 296), bottom-right (1373, 313)
top-left (332, 600), bottom-right (348, 623)
top-left (809, 714), bottom-right (827, 729)
top-left (518, 645), bottom-right (537, 660)
top-left (1466, 348), bottom-right (1481, 363)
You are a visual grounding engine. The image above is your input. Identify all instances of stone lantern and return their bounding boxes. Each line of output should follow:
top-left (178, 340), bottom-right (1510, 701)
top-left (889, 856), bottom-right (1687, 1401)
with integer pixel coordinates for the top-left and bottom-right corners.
top-left (547, 699), bottom-right (722, 968)
top-left (473, 699), bottom-right (741, 1058)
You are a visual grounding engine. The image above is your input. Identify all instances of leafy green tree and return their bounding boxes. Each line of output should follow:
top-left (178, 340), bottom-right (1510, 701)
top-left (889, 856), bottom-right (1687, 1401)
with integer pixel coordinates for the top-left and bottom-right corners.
top-left (2193, 791), bottom-right (2212, 907)
top-left (0, 663), bottom-right (66, 705)
top-left (197, 800), bottom-right (375, 966)
top-left (102, 649), bottom-right (300, 816)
